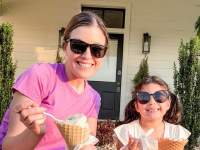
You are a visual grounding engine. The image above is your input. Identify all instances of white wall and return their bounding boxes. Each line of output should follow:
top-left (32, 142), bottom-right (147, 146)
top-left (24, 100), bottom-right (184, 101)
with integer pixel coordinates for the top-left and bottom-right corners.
top-left (124, 0), bottom-right (200, 119)
top-left (1, 0), bottom-right (200, 120)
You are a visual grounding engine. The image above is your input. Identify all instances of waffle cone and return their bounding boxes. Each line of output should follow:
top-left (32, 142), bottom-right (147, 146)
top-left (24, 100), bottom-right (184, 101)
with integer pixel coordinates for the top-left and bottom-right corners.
top-left (56, 121), bottom-right (90, 149)
top-left (158, 139), bottom-right (188, 150)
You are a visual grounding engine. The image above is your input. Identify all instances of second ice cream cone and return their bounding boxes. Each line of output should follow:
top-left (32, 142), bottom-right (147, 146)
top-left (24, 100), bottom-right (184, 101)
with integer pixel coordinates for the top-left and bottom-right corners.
top-left (158, 139), bottom-right (187, 150)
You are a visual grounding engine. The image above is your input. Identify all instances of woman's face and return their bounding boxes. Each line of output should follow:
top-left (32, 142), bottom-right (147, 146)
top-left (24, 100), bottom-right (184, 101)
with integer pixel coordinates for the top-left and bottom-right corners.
top-left (64, 24), bottom-right (106, 80)
top-left (135, 83), bottom-right (171, 122)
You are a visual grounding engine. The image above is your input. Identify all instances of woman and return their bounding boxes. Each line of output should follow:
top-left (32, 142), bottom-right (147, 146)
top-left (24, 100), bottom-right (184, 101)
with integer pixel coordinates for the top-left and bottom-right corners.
top-left (1, 11), bottom-right (109, 150)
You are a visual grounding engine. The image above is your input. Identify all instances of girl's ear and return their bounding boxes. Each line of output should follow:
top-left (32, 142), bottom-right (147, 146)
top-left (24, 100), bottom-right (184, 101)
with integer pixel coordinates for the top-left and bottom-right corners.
top-left (166, 98), bottom-right (171, 111)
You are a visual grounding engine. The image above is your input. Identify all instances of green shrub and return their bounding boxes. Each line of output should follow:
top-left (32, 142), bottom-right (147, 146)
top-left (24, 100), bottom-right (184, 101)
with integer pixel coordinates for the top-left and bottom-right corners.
top-left (0, 23), bottom-right (16, 121)
top-left (174, 36), bottom-right (200, 149)
top-left (133, 56), bottom-right (149, 86)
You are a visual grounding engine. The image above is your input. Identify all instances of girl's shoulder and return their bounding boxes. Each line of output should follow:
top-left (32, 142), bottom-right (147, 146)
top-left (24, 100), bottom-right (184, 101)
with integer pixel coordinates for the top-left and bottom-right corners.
top-left (113, 120), bottom-right (142, 145)
top-left (114, 120), bottom-right (140, 132)
top-left (164, 122), bottom-right (191, 139)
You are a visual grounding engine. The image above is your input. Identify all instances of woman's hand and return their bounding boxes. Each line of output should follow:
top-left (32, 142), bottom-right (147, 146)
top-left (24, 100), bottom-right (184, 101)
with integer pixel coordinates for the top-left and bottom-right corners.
top-left (126, 137), bottom-right (140, 150)
top-left (80, 144), bottom-right (96, 150)
top-left (14, 101), bottom-right (46, 136)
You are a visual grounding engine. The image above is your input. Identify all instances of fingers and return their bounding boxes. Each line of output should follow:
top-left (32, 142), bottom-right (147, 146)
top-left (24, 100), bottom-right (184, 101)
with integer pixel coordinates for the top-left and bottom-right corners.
top-left (23, 112), bottom-right (45, 126)
top-left (14, 101), bottom-right (39, 113)
top-left (20, 107), bottom-right (46, 121)
top-left (80, 145), bottom-right (96, 150)
top-left (14, 101), bottom-right (46, 136)
top-left (127, 137), bottom-right (140, 150)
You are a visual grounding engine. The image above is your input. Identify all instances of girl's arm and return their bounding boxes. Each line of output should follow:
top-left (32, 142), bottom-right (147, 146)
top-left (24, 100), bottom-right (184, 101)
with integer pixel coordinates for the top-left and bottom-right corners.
top-left (113, 135), bottom-right (140, 150)
top-left (2, 91), bottom-right (45, 150)
top-left (113, 135), bottom-right (123, 150)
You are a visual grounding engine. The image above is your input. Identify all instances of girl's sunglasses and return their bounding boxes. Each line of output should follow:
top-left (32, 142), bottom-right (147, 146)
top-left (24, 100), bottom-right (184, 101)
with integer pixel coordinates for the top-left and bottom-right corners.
top-left (136, 90), bottom-right (170, 104)
top-left (66, 39), bottom-right (107, 58)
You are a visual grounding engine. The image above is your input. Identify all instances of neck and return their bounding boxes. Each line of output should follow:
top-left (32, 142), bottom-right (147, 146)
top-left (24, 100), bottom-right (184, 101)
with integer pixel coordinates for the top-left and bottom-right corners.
top-left (139, 119), bottom-right (164, 130)
top-left (68, 79), bottom-right (85, 94)
top-left (64, 65), bottom-right (85, 94)
top-left (139, 119), bottom-right (165, 139)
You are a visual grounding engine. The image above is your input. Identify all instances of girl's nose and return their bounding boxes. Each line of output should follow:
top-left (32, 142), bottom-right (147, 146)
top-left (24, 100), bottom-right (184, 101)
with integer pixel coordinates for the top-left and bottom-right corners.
top-left (148, 95), bottom-right (156, 105)
top-left (82, 47), bottom-right (93, 58)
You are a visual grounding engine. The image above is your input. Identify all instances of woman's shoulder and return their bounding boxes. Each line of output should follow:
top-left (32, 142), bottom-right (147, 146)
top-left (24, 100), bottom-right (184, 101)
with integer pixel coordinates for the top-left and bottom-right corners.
top-left (164, 122), bottom-right (191, 139)
top-left (86, 82), bottom-right (101, 99)
top-left (21, 63), bottom-right (65, 81)
top-left (29, 63), bottom-right (63, 73)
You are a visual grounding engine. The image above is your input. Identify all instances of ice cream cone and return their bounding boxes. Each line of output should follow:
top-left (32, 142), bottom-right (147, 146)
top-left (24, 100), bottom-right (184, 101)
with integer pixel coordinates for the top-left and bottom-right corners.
top-left (158, 139), bottom-right (188, 150)
top-left (56, 121), bottom-right (90, 150)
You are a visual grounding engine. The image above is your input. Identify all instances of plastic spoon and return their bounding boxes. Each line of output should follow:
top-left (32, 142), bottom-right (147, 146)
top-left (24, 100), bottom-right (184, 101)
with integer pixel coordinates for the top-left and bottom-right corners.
top-left (44, 112), bottom-right (64, 123)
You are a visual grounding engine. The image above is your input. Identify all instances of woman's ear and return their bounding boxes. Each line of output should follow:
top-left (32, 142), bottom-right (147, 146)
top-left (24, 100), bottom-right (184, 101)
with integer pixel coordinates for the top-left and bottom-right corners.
top-left (63, 43), bottom-right (67, 51)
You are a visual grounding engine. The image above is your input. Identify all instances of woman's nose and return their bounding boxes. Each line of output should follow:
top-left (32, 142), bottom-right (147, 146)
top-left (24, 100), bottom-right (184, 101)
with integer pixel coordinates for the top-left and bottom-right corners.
top-left (82, 47), bottom-right (93, 58)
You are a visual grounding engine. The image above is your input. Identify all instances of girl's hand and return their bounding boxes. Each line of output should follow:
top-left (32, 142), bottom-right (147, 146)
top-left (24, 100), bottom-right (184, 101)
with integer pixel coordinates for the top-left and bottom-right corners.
top-left (14, 102), bottom-right (46, 136)
top-left (127, 137), bottom-right (140, 150)
top-left (80, 144), bottom-right (96, 150)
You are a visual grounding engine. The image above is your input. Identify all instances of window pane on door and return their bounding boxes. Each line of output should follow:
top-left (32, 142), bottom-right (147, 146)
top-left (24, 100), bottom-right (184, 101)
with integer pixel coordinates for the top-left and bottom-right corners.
top-left (104, 9), bottom-right (124, 28)
top-left (89, 39), bottom-right (117, 82)
top-left (81, 7), bottom-right (125, 28)
top-left (82, 7), bottom-right (103, 18)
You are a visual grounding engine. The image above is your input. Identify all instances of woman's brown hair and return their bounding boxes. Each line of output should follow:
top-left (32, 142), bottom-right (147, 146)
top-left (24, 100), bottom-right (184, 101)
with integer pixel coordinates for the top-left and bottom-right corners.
top-left (63, 11), bottom-right (109, 48)
top-left (124, 76), bottom-right (182, 124)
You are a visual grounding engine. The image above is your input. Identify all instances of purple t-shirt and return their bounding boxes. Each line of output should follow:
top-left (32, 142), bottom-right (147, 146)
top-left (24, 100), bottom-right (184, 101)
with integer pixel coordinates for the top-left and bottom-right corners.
top-left (0, 63), bottom-right (101, 150)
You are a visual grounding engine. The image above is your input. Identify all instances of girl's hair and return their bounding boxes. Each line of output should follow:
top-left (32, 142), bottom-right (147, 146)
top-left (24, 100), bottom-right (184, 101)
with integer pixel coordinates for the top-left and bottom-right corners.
top-left (63, 11), bottom-right (109, 48)
top-left (124, 75), bottom-right (182, 124)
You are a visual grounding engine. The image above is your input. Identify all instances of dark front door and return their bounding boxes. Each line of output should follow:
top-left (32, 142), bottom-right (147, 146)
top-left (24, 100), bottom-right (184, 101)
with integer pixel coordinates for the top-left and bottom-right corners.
top-left (89, 34), bottom-right (123, 120)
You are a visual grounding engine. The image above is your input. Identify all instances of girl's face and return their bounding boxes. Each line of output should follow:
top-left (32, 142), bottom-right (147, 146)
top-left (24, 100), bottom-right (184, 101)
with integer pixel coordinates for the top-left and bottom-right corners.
top-left (64, 24), bottom-right (106, 80)
top-left (135, 83), bottom-right (171, 122)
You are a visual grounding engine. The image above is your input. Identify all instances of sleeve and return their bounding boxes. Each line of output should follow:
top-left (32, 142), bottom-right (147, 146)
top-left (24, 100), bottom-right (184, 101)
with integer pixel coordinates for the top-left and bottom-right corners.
top-left (114, 124), bottom-right (129, 146)
top-left (166, 123), bottom-right (191, 140)
top-left (87, 92), bottom-right (101, 118)
top-left (176, 125), bottom-right (191, 140)
top-left (0, 109), bottom-right (9, 147)
top-left (12, 64), bottom-right (51, 104)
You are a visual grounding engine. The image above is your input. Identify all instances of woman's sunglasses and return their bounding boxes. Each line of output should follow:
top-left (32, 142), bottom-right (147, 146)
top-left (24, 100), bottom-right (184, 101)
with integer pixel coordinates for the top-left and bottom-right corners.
top-left (66, 39), bottom-right (107, 58)
top-left (136, 90), bottom-right (170, 104)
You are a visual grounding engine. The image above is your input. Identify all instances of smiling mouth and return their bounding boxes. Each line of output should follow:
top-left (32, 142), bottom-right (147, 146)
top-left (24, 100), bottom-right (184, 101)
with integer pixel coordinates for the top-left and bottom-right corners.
top-left (77, 61), bottom-right (93, 68)
top-left (146, 108), bottom-right (160, 112)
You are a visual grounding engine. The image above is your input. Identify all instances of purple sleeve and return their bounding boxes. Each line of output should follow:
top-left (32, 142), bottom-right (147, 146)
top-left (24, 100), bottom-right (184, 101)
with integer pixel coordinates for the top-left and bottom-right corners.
top-left (87, 92), bottom-right (101, 118)
top-left (13, 64), bottom-right (50, 104)
top-left (0, 109), bottom-right (10, 148)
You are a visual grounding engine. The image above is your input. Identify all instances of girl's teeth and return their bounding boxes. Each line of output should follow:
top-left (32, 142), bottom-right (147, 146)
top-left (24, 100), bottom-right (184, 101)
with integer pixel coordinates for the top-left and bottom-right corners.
top-left (148, 109), bottom-right (158, 112)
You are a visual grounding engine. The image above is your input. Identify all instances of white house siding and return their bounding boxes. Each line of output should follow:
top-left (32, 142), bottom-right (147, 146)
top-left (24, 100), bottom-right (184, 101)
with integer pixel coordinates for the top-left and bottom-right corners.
top-left (1, 0), bottom-right (200, 120)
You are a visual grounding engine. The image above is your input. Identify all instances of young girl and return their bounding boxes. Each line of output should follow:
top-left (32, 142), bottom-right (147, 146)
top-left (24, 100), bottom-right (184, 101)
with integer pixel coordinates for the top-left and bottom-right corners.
top-left (1, 11), bottom-right (109, 150)
top-left (113, 76), bottom-right (191, 150)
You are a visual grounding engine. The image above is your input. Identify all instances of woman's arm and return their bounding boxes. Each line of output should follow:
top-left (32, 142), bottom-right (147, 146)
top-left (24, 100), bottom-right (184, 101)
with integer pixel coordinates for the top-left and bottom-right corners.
top-left (2, 91), bottom-right (46, 150)
top-left (87, 117), bottom-right (97, 136)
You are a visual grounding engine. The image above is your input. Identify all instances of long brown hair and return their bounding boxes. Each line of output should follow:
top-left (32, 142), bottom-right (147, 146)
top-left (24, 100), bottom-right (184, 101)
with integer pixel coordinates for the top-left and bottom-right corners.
top-left (124, 76), bottom-right (182, 124)
top-left (63, 11), bottom-right (109, 48)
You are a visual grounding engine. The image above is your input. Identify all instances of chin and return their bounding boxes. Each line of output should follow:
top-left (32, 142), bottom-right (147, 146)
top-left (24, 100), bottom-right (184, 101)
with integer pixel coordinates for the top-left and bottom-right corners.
top-left (77, 73), bottom-right (94, 80)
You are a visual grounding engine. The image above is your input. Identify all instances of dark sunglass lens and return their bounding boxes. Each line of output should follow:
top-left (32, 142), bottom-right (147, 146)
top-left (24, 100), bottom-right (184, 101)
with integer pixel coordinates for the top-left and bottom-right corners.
top-left (137, 92), bottom-right (150, 104)
top-left (154, 91), bottom-right (169, 103)
top-left (70, 39), bottom-right (87, 54)
top-left (91, 45), bottom-right (106, 58)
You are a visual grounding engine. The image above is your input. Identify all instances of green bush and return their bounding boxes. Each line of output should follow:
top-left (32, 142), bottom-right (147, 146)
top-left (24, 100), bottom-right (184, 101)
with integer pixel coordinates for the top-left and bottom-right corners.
top-left (0, 23), bottom-right (16, 121)
top-left (133, 56), bottom-right (149, 86)
top-left (174, 36), bottom-right (200, 149)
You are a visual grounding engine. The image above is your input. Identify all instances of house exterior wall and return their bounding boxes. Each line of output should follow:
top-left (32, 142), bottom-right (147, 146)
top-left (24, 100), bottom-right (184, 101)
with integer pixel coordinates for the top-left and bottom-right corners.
top-left (1, 0), bottom-right (200, 120)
